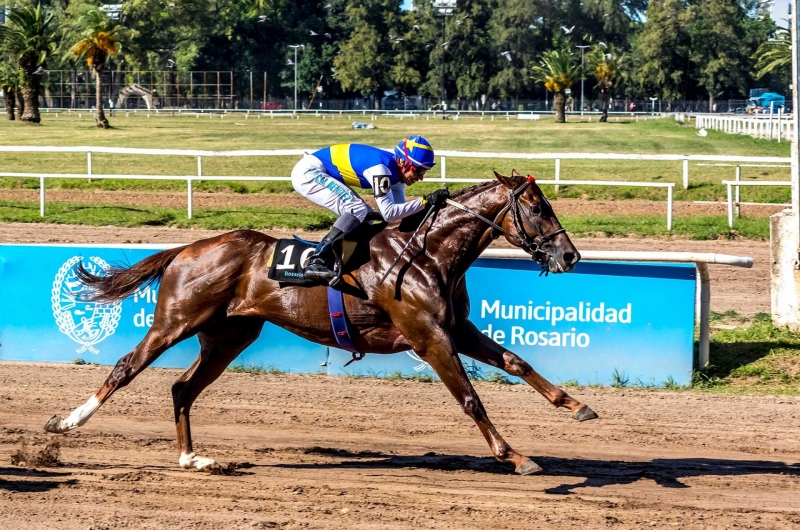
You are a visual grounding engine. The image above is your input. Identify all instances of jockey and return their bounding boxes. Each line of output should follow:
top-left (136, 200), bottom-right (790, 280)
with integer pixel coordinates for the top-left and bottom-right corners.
top-left (291, 135), bottom-right (450, 282)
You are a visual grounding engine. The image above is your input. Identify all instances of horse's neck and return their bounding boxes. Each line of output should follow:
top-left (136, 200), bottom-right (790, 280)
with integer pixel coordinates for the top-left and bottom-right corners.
top-left (432, 183), bottom-right (508, 278)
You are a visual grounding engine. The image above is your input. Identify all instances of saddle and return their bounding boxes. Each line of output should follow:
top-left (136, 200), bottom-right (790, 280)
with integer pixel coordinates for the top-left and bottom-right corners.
top-left (266, 212), bottom-right (388, 290)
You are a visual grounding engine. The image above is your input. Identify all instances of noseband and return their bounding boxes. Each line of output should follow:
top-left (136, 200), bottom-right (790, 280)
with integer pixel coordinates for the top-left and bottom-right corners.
top-left (445, 177), bottom-right (566, 270)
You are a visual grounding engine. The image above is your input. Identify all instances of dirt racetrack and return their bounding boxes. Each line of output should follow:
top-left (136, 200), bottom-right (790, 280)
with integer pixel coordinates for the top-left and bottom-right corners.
top-left (1, 363), bottom-right (799, 529)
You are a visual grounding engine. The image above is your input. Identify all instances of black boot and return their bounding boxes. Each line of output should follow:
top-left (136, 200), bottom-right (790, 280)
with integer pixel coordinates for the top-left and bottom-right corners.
top-left (304, 227), bottom-right (343, 282)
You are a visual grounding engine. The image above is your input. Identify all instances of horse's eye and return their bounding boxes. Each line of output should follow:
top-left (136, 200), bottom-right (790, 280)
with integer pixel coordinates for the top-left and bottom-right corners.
top-left (531, 204), bottom-right (542, 215)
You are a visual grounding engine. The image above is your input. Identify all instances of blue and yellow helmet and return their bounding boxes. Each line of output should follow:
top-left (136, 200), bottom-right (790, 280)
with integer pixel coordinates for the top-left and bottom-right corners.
top-left (395, 135), bottom-right (436, 170)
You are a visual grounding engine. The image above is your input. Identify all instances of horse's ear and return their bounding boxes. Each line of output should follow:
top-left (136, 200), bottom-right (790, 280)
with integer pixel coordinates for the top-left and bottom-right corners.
top-left (493, 170), bottom-right (515, 189)
top-left (511, 169), bottom-right (522, 177)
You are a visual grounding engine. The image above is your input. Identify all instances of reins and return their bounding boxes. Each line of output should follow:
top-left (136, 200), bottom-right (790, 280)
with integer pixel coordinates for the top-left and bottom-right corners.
top-left (446, 177), bottom-right (565, 271)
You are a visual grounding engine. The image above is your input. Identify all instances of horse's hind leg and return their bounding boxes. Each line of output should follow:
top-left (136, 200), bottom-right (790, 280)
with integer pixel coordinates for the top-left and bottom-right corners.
top-left (172, 317), bottom-right (264, 471)
top-left (453, 320), bottom-right (598, 421)
top-left (44, 303), bottom-right (221, 434)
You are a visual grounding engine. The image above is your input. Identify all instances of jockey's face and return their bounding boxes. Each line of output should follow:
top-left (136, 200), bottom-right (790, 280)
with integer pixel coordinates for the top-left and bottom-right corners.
top-left (398, 160), bottom-right (428, 185)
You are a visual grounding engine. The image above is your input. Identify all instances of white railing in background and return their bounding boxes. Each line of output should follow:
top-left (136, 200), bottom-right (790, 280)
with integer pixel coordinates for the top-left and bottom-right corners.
top-left (722, 180), bottom-right (792, 227)
top-left (695, 114), bottom-right (795, 141)
top-left (484, 248), bottom-right (754, 367)
top-left (0, 146), bottom-right (791, 227)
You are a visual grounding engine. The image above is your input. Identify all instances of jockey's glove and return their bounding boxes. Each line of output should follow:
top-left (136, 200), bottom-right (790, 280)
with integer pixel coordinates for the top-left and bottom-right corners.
top-left (423, 188), bottom-right (450, 208)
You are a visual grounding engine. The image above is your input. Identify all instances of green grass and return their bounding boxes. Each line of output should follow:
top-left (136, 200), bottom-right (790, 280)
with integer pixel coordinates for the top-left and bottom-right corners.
top-left (695, 313), bottom-right (800, 395)
top-left (0, 117), bottom-right (791, 203)
top-left (0, 199), bottom-right (770, 239)
top-left (227, 364), bottom-right (284, 375)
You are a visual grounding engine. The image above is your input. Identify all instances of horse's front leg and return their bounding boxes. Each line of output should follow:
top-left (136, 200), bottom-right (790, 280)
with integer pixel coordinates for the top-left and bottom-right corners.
top-left (410, 327), bottom-right (543, 475)
top-left (453, 320), bottom-right (598, 422)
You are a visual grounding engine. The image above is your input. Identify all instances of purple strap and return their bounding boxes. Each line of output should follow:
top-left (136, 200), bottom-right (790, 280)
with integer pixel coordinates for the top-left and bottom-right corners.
top-left (327, 286), bottom-right (358, 353)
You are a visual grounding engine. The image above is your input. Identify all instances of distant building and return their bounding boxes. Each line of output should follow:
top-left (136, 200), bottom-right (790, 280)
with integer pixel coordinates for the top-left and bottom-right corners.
top-left (769, 0), bottom-right (791, 30)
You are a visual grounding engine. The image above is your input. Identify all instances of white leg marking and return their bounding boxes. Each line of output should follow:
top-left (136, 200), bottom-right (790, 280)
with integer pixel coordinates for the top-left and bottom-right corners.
top-left (179, 452), bottom-right (217, 471)
top-left (48, 395), bottom-right (101, 433)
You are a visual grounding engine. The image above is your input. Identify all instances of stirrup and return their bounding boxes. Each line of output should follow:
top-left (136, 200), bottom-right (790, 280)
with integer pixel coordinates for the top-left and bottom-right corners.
top-left (304, 263), bottom-right (336, 282)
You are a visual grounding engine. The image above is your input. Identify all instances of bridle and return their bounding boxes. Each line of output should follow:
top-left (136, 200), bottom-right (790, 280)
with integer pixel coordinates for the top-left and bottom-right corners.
top-left (445, 176), bottom-right (566, 270)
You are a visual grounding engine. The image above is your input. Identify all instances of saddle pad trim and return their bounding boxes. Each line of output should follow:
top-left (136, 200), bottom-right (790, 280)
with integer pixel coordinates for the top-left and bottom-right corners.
top-left (327, 286), bottom-right (358, 353)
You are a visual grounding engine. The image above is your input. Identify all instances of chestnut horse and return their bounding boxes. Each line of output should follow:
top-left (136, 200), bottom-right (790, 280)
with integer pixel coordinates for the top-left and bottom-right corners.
top-left (45, 171), bottom-right (596, 475)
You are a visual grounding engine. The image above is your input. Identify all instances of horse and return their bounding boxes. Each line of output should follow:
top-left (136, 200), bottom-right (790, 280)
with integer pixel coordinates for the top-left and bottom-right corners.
top-left (44, 170), bottom-right (596, 476)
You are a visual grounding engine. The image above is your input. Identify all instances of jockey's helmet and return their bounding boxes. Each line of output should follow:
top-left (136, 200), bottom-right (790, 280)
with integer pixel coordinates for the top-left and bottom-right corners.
top-left (395, 135), bottom-right (436, 170)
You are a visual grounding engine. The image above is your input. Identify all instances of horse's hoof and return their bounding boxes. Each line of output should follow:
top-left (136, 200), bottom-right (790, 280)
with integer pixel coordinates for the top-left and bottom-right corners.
top-left (572, 405), bottom-right (599, 422)
top-left (516, 460), bottom-right (543, 475)
top-left (44, 415), bottom-right (65, 434)
top-left (180, 452), bottom-right (218, 471)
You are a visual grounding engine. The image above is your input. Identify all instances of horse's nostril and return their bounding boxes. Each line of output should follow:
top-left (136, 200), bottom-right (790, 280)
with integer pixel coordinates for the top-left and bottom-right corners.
top-left (563, 252), bottom-right (575, 264)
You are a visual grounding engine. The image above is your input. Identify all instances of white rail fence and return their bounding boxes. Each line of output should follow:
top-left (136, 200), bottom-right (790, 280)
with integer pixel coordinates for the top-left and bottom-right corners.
top-left (695, 114), bottom-right (794, 141)
top-left (485, 248), bottom-right (754, 367)
top-left (0, 146), bottom-right (792, 228)
top-left (723, 180), bottom-right (792, 227)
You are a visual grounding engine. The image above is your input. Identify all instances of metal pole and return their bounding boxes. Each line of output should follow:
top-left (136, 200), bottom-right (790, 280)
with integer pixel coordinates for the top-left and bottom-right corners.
top-left (249, 70), bottom-right (253, 110)
top-left (580, 47), bottom-right (584, 117)
top-left (779, 107), bottom-right (783, 143)
top-left (87, 151), bottom-right (92, 183)
top-left (294, 47), bottom-right (298, 111)
top-left (769, 101), bottom-right (775, 140)
top-left (793, 3), bottom-right (800, 254)
top-left (682, 157), bottom-right (689, 189)
top-left (554, 158), bottom-right (561, 194)
top-left (727, 182), bottom-right (734, 228)
top-left (441, 16), bottom-right (446, 120)
top-left (440, 155), bottom-right (446, 182)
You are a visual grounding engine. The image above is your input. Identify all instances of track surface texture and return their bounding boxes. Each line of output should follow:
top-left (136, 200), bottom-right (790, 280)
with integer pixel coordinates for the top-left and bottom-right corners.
top-left (0, 363), bottom-right (799, 529)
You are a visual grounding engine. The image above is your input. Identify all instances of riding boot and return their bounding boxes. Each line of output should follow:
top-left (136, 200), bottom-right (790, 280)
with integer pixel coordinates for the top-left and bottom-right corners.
top-left (303, 227), bottom-right (343, 282)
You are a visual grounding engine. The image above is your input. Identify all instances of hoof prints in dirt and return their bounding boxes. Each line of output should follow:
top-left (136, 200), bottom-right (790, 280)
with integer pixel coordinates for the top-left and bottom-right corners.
top-left (10, 439), bottom-right (62, 468)
top-left (208, 462), bottom-right (256, 476)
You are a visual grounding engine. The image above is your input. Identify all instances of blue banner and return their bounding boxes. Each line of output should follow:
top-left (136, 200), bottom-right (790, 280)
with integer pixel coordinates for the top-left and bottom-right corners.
top-left (0, 244), bottom-right (696, 386)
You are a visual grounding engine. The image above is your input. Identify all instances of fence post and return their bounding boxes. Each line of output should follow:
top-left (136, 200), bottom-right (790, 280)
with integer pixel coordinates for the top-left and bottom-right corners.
top-left (87, 151), bottom-right (92, 183)
top-left (554, 158), bottom-right (561, 194)
top-left (769, 102), bottom-right (775, 140)
top-left (682, 157), bottom-right (689, 189)
top-left (726, 182), bottom-right (734, 228)
top-left (40, 176), bottom-right (45, 217)
top-left (778, 108), bottom-right (783, 143)
top-left (667, 185), bottom-right (673, 230)
top-left (440, 155), bottom-right (446, 183)
top-left (189, 156), bottom-right (200, 219)
top-left (735, 165), bottom-right (741, 217)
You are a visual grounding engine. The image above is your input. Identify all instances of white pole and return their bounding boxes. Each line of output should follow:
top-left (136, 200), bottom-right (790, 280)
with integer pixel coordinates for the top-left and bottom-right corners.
top-left (727, 182), bottom-right (734, 228)
top-left (667, 185), bottom-right (673, 230)
top-left (682, 157), bottom-right (689, 189)
top-left (555, 158), bottom-right (561, 194)
top-left (779, 108), bottom-right (783, 143)
top-left (87, 151), bottom-right (92, 182)
top-left (735, 165), bottom-right (741, 217)
top-left (697, 262), bottom-right (711, 367)
top-left (770, 102), bottom-right (775, 140)
top-left (40, 176), bottom-right (45, 217)
top-left (440, 155), bottom-right (446, 183)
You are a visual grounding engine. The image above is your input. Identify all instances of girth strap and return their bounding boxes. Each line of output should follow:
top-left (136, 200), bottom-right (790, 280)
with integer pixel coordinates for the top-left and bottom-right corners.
top-left (326, 286), bottom-right (364, 366)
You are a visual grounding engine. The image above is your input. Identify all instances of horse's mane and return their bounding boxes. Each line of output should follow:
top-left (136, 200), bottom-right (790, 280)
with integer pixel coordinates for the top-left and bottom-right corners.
top-left (449, 179), bottom-right (500, 200)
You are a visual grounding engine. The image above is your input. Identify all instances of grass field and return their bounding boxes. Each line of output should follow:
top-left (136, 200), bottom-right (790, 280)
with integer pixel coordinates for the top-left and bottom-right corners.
top-left (0, 114), bottom-right (790, 235)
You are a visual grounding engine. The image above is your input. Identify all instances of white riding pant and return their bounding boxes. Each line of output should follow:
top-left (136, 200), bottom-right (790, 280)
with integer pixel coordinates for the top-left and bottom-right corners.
top-left (291, 155), bottom-right (373, 222)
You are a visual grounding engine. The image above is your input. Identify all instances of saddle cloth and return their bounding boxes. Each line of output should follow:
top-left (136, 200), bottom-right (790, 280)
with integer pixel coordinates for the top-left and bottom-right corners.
top-left (266, 237), bottom-right (318, 286)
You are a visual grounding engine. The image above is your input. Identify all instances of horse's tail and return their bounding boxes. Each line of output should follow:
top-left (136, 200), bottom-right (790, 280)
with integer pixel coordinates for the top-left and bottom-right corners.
top-left (76, 245), bottom-right (187, 303)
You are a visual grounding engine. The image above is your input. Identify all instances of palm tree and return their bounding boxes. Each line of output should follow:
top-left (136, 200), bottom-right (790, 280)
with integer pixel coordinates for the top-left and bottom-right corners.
top-left (587, 46), bottom-right (620, 123)
top-left (0, 4), bottom-right (57, 123)
top-left (754, 27), bottom-right (790, 81)
top-left (530, 50), bottom-right (583, 123)
top-left (69, 7), bottom-right (121, 129)
top-left (0, 62), bottom-right (21, 121)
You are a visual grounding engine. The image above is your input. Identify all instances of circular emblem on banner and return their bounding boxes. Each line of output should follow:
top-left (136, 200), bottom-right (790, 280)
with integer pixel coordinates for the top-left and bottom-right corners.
top-left (51, 256), bottom-right (122, 354)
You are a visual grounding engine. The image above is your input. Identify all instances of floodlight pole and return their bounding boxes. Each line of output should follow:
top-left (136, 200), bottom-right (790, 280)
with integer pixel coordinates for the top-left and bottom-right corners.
top-left (576, 45), bottom-right (589, 117)
top-left (289, 45), bottom-right (304, 112)
top-left (433, 1), bottom-right (456, 120)
top-left (793, 8), bottom-right (800, 254)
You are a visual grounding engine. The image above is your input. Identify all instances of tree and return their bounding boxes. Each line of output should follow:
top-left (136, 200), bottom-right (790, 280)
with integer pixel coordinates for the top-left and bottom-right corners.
top-left (69, 6), bottom-right (121, 128)
top-left (530, 49), bottom-right (583, 123)
top-left (0, 62), bottom-right (21, 121)
top-left (587, 45), bottom-right (620, 122)
top-left (0, 3), bottom-right (57, 123)
top-left (632, 0), bottom-right (693, 101)
top-left (754, 27), bottom-right (790, 81)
